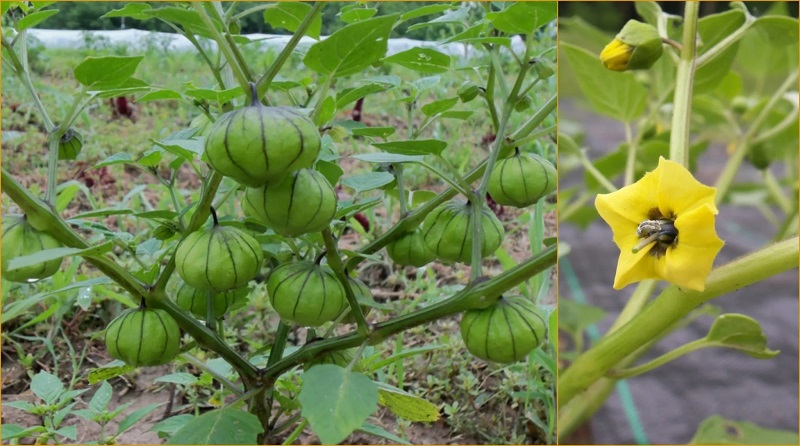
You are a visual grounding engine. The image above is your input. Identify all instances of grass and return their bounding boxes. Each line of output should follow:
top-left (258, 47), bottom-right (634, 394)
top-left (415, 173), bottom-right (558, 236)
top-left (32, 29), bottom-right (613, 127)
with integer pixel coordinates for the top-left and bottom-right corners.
top-left (2, 30), bottom-right (556, 445)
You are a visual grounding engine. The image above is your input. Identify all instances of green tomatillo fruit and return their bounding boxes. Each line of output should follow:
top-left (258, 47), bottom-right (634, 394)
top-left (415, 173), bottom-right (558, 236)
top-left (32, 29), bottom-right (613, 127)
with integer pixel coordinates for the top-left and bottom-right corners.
top-left (58, 128), bottom-right (83, 160)
top-left (1, 215), bottom-right (63, 283)
top-left (175, 212), bottom-right (264, 292)
top-left (104, 307), bottom-right (181, 367)
top-left (174, 278), bottom-right (248, 320)
top-left (422, 200), bottom-right (504, 264)
top-left (460, 295), bottom-right (547, 364)
top-left (488, 149), bottom-right (556, 207)
top-left (205, 84), bottom-right (321, 187)
top-left (267, 261), bottom-right (346, 327)
top-left (338, 277), bottom-right (375, 324)
top-left (385, 229), bottom-right (436, 267)
top-left (242, 168), bottom-right (337, 237)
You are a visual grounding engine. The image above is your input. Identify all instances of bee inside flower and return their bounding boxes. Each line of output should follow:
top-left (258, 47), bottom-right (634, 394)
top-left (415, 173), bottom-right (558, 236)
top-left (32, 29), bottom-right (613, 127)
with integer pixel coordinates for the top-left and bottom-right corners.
top-left (595, 157), bottom-right (724, 291)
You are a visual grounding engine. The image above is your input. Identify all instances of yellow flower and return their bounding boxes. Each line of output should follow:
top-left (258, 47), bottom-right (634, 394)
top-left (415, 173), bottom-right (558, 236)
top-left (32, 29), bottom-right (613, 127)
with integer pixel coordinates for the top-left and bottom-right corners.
top-left (595, 157), bottom-right (724, 291)
top-left (600, 39), bottom-right (634, 71)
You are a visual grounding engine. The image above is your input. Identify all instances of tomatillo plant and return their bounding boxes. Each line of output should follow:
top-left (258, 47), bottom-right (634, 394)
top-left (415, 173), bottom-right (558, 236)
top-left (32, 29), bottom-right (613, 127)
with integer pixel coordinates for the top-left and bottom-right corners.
top-left (559, 2), bottom-right (798, 443)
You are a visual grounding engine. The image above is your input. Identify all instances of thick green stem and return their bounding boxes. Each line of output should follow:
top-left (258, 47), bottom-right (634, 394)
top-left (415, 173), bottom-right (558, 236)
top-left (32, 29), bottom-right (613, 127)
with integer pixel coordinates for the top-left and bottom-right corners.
top-left (321, 229), bottom-right (370, 337)
top-left (264, 244), bottom-right (556, 381)
top-left (558, 236), bottom-right (798, 406)
top-left (256, 2), bottom-right (325, 98)
top-left (668, 2), bottom-right (698, 167)
top-left (192, 3), bottom-right (252, 92)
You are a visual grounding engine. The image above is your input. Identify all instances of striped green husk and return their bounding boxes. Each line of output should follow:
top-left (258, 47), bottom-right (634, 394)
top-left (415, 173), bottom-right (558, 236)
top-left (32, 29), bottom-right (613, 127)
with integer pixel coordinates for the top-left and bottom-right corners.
top-left (243, 168), bottom-right (337, 237)
top-left (422, 200), bottom-right (505, 264)
top-left (205, 104), bottom-right (321, 187)
top-left (174, 278), bottom-right (243, 320)
top-left (104, 307), bottom-right (181, 367)
top-left (267, 261), bottom-right (346, 327)
top-left (1, 215), bottom-right (63, 282)
top-left (386, 229), bottom-right (435, 267)
top-left (460, 296), bottom-right (547, 364)
top-left (175, 225), bottom-right (264, 292)
top-left (488, 152), bottom-right (556, 208)
top-left (57, 129), bottom-right (83, 160)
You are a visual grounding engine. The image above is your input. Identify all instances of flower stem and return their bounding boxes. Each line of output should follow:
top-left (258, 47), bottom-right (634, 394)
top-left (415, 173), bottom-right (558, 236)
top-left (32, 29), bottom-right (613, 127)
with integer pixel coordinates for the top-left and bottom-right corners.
top-left (559, 236), bottom-right (798, 406)
top-left (668, 1), bottom-right (699, 167)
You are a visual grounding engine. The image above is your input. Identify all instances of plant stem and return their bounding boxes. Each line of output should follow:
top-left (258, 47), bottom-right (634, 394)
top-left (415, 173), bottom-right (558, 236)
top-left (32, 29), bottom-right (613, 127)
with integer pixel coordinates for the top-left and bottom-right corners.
top-left (263, 244), bottom-right (556, 381)
top-left (558, 236), bottom-right (798, 406)
top-left (762, 169), bottom-right (792, 214)
top-left (192, 3), bottom-right (251, 92)
top-left (579, 150), bottom-right (617, 193)
top-left (606, 338), bottom-right (712, 379)
top-left (181, 353), bottom-right (242, 395)
top-left (257, 2), bottom-right (325, 97)
top-left (321, 228), bottom-right (370, 337)
top-left (668, 1), bottom-right (698, 167)
top-left (394, 163), bottom-right (407, 216)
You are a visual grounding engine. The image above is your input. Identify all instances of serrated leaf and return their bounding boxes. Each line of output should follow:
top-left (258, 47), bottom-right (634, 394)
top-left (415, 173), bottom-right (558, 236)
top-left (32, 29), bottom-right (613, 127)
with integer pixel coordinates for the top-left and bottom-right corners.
top-left (6, 243), bottom-right (113, 272)
top-left (100, 3), bottom-right (151, 20)
top-left (303, 14), bottom-right (399, 77)
top-left (17, 9), bottom-right (58, 31)
top-left (487, 2), bottom-right (556, 35)
top-left (264, 2), bottom-right (321, 39)
top-left (74, 56), bottom-right (144, 88)
top-left (372, 139), bottom-right (447, 156)
top-left (299, 365), bottom-right (379, 445)
top-left (167, 408), bottom-right (263, 444)
top-left (376, 383), bottom-right (439, 422)
top-left (384, 47), bottom-right (450, 74)
top-left (560, 43), bottom-right (647, 122)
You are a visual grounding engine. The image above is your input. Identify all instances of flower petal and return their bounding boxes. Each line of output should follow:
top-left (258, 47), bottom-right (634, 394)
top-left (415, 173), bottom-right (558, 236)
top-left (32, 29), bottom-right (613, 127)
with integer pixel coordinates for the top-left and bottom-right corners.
top-left (655, 157), bottom-right (718, 217)
top-left (613, 244), bottom-right (658, 289)
top-left (596, 168), bottom-right (660, 226)
top-left (600, 39), bottom-right (634, 71)
top-left (654, 204), bottom-right (724, 291)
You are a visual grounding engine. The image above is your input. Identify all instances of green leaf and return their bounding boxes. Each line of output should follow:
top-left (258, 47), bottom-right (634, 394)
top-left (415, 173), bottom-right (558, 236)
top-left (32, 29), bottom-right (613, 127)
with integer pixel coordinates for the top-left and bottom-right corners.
top-left (154, 373), bottom-right (198, 386)
top-left (6, 243), bottom-right (113, 272)
top-left (341, 172), bottom-right (394, 195)
top-left (352, 153), bottom-right (425, 164)
top-left (560, 43), bottom-right (647, 122)
top-left (299, 364), bottom-right (379, 445)
top-left (407, 7), bottom-right (468, 32)
top-left (420, 97), bottom-right (458, 116)
top-left (440, 110), bottom-right (473, 120)
top-left (400, 4), bottom-right (451, 21)
top-left (31, 371), bottom-right (63, 404)
top-left (350, 126), bottom-right (396, 138)
top-left (557, 298), bottom-right (606, 335)
top-left (303, 14), bottom-right (399, 77)
top-left (264, 2), bottom-right (322, 39)
top-left (487, 2), bottom-right (556, 35)
top-left (100, 3), bottom-right (151, 19)
top-left (2, 277), bottom-right (111, 324)
top-left (88, 364), bottom-right (136, 384)
top-left (336, 82), bottom-right (395, 109)
top-left (137, 89), bottom-right (183, 102)
top-left (167, 408), bottom-right (263, 444)
top-left (690, 415), bottom-right (800, 445)
top-left (704, 314), bottom-right (779, 359)
top-left (376, 383), bottom-right (439, 422)
top-left (16, 9), bottom-right (58, 31)
top-left (317, 160), bottom-right (345, 187)
top-left (74, 56), bottom-right (144, 88)
top-left (340, 7), bottom-right (377, 24)
top-left (440, 23), bottom-right (486, 45)
top-left (117, 403), bottom-right (164, 435)
top-left (69, 208), bottom-right (135, 220)
top-left (94, 152), bottom-right (134, 169)
top-left (184, 86), bottom-right (244, 105)
top-left (358, 422), bottom-right (411, 445)
top-left (141, 7), bottom-right (209, 32)
top-left (383, 47), bottom-right (450, 74)
top-left (694, 9), bottom-right (745, 92)
top-left (151, 138), bottom-right (202, 160)
top-left (372, 139), bottom-right (446, 156)
top-left (89, 381), bottom-right (113, 414)
top-left (151, 414), bottom-right (194, 439)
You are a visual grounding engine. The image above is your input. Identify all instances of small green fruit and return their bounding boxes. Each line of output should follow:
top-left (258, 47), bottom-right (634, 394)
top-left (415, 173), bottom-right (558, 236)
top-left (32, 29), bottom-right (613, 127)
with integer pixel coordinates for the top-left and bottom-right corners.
top-left (104, 307), bottom-right (181, 367)
top-left (386, 229), bottom-right (435, 267)
top-left (1, 215), bottom-right (62, 283)
top-left (338, 277), bottom-right (374, 324)
top-left (422, 200), bottom-right (504, 264)
top-left (457, 81), bottom-right (480, 102)
top-left (267, 261), bottom-right (346, 327)
top-left (205, 85), bottom-right (321, 187)
top-left (58, 129), bottom-right (83, 160)
top-left (174, 278), bottom-right (247, 320)
top-left (488, 150), bottom-right (556, 207)
top-left (514, 95), bottom-right (532, 112)
top-left (533, 58), bottom-right (555, 80)
top-left (242, 168), bottom-right (337, 237)
top-left (460, 296), bottom-right (547, 364)
top-left (175, 222), bottom-right (264, 292)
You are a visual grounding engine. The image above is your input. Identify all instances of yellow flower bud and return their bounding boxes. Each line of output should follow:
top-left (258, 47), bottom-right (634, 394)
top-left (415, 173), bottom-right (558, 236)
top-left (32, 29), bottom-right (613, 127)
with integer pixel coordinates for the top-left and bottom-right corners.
top-left (600, 20), bottom-right (664, 71)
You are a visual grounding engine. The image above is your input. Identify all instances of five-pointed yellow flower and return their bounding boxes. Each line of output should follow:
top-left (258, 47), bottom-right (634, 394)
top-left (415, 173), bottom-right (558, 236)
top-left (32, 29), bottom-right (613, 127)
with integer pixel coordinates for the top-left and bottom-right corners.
top-left (595, 157), bottom-right (725, 291)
